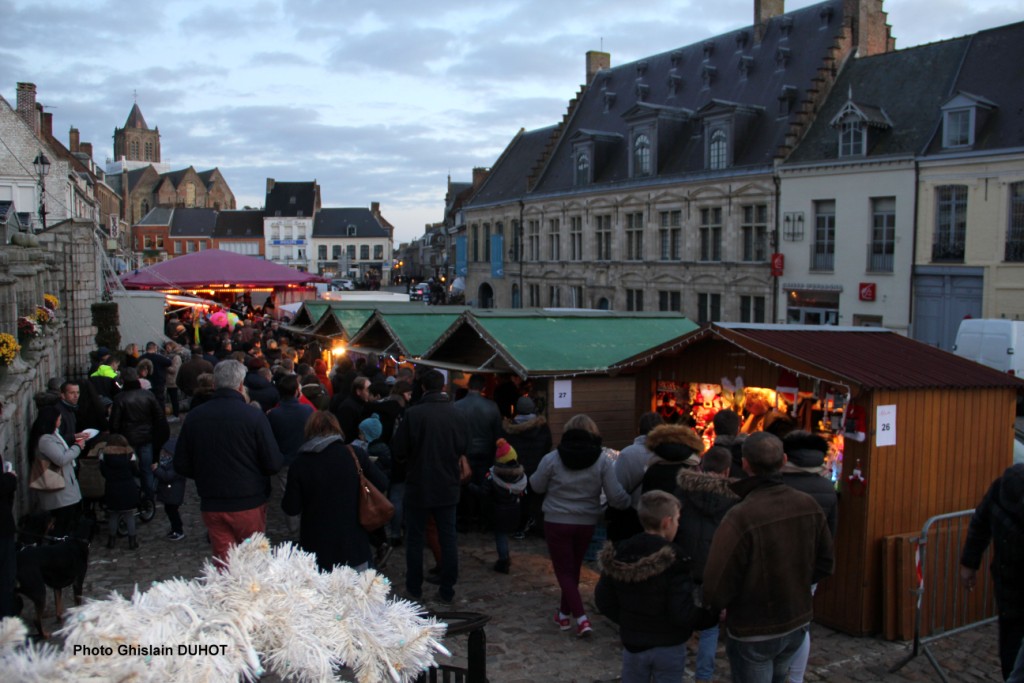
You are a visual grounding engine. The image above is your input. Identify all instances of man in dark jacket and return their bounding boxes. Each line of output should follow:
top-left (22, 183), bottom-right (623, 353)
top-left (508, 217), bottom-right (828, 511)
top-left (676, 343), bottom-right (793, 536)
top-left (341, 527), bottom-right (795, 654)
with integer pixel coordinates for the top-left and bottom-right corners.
top-left (391, 370), bottom-right (467, 605)
top-left (333, 376), bottom-right (370, 443)
top-left (177, 345), bottom-right (214, 399)
top-left (110, 368), bottom-right (169, 500)
top-left (703, 432), bottom-right (834, 683)
top-left (455, 374), bottom-right (503, 484)
top-left (595, 490), bottom-right (712, 681)
top-left (174, 360), bottom-right (283, 564)
top-left (140, 341), bottom-right (172, 406)
top-left (960, 464), bottom-right (1024, 681)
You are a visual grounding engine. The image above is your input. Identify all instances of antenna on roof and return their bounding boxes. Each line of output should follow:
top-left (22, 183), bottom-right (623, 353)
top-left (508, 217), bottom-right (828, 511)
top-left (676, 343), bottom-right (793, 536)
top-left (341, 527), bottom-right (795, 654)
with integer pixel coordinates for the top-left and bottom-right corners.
top-left (133, 89), bottom-right (138, 104)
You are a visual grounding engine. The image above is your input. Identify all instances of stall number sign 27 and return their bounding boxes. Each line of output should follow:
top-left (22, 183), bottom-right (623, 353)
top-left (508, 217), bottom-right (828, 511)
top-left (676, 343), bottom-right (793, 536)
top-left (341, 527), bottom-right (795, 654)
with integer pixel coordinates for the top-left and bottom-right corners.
top-left (876, 404), bottom-right (896, 447)
top-left (553, 380), bottom-right (572, 409)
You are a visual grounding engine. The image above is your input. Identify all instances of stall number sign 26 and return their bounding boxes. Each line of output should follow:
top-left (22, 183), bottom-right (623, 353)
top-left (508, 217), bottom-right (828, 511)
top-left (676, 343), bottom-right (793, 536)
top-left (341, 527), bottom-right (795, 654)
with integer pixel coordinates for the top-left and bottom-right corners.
top-left (876, 404), bottom-right (896, 447)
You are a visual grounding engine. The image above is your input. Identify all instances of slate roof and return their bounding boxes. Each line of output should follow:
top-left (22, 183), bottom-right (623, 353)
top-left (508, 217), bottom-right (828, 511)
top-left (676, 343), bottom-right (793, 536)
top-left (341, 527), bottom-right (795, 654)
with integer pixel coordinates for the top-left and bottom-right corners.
top-left (523, 0), bottom-right (846, 197)
top-left (923, 21), bottom-right (1024, 154)
top-left (214, 210), bottom-right (264, 239)
top-left (312, 208), bottom-right (388, 238)
top-left (787, 37), bottom-right (970, 163)
top-left (123, 103), bottom-right (149, 129)
top-left (469, 126), bottom-right (556, 207)
top-left (136, 207), bottom-right (174, 226)
top-left (168, 208), bottom-right (218, 237)
top-left (266, 182), bottom-right (316, 217)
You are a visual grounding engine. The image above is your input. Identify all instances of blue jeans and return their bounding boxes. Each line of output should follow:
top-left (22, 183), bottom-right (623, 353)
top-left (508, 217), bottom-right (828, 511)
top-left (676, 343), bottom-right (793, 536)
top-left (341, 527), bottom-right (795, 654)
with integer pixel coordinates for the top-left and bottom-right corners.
top-left (726, 626), bottom-right (808, 683)
top-left (495, 531), bottom-right (509, 560)
top-left (405, 503), bottom-right (458, 601)
top-left (136, 443), bottom-right (155, 499)
top-left (695, 624), bottom-right (720, 681)
top-left (388, 482), bottom-right (405, 540)
top-left (621, 643), bottom-right (687, 683)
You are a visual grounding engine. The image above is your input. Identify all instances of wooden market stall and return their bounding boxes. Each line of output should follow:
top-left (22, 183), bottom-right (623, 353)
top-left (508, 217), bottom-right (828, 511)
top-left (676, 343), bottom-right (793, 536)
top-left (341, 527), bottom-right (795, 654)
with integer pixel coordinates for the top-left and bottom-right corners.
top-left (420, 310), bottom-right (698, 449)
top-left (611, 323), bottom-right (1024, 636)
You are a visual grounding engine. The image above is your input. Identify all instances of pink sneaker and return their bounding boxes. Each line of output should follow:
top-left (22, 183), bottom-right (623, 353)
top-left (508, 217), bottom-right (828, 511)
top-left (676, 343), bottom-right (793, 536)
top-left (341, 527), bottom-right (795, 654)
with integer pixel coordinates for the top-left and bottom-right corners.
top-left (553, 611), bottom-right (571, 631)
top-left (577, 618), bottom-right (593, 637)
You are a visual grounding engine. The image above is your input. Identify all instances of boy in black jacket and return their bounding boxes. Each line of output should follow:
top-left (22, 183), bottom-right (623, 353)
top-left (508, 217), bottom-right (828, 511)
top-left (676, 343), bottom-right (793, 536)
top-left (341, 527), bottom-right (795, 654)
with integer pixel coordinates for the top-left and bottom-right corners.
top-left (595, 490), bottom-right (712, 683)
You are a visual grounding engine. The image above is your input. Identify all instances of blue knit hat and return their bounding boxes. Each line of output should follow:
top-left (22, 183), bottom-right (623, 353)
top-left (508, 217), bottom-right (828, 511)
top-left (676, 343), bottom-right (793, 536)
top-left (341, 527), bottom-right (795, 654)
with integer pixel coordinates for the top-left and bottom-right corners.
top-left (359, 413), bottom-right (383, 443)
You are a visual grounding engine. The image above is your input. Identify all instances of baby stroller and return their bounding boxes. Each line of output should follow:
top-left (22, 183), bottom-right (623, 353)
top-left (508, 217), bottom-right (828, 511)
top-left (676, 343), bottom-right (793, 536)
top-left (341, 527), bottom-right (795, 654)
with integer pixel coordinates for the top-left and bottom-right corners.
top-left (78, 440), bottom-right (156, 536)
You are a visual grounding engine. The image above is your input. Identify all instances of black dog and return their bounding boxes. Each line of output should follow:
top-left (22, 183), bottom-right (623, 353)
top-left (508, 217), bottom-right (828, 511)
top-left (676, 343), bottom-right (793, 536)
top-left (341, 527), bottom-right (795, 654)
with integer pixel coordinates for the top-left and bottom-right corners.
top-left (16, 515), bottom-right (95, 638)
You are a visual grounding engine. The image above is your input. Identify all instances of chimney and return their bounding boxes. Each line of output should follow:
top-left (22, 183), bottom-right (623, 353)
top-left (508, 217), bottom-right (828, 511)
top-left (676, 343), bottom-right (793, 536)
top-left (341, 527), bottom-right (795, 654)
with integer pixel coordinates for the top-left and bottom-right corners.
top-left (586, 50), bottom-right (611, 85)
top-left (69, 127), bottom-right (80, 153)
top-left (266, 178), bottom-right (275, 194)
top-left (16, 82), bottom-right (38, 134)
top-left (755, 0), bottom-right (785, 43)
top-left (43, 112), bottom-right (53, 138)
top-left (472, 167), bottom-right (490, 189)
top-left (370, 201), bottom-right (380, 217)
top-left (80, 142), bottom-right (93, 159)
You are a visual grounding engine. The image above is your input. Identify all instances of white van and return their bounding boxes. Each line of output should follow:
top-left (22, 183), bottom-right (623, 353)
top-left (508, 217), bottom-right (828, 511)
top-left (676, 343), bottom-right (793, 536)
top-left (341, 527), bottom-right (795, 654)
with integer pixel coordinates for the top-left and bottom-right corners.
top-left (953, 319), bottom-right (1024, 377)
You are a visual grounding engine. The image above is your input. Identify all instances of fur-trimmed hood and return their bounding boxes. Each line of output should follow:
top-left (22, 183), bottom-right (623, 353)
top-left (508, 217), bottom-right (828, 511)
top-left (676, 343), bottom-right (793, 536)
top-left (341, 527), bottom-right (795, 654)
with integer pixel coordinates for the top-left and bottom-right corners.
top-left (676, 467), bottom-right (740, 518)
top-left (646, 424), bottom-right (703, 466)
top-left (489, 461), bottom-right (528, 494)
top-left (598, 534), bottom-right (682, 583)
top-left (502, 414), bottom-right (547, 435)
top-left (557, 428), bottom-right (603, 470)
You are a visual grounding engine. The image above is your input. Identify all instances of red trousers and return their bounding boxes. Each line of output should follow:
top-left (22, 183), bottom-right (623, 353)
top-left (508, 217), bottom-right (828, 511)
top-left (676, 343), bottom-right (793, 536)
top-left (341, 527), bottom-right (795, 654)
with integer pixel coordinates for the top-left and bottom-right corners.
top-left (201, 504), bottom-right (268, 566)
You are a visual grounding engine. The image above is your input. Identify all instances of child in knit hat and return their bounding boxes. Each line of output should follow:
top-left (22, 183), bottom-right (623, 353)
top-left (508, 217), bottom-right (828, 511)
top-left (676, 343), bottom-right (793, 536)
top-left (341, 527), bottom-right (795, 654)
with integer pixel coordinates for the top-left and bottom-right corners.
top-left (471, 438), bottom-right (528, 573)
top-left (357, 413), bottom-right (394, 569)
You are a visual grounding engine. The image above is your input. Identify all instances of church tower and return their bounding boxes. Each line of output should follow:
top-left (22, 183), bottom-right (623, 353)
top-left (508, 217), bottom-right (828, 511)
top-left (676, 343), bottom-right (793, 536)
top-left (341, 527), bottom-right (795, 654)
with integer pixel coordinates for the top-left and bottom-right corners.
top-left (113, 102), bottom-right (160, 163)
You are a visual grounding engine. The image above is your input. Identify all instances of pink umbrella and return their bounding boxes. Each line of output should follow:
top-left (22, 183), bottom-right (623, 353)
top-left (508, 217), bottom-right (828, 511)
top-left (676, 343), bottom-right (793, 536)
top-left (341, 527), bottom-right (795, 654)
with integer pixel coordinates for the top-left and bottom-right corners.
top-left (209, 310), bottom-right (229, 328)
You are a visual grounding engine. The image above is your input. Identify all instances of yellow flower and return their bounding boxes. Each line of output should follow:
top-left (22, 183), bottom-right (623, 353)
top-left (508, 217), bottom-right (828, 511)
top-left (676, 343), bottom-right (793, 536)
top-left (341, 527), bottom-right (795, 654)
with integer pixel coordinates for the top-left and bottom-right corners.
top-left (33, 306), bottom-right (50, 324)
top-left (0, 333), bottom-right (21, 366)
top-left (44, 293), bottom-right (59, 310)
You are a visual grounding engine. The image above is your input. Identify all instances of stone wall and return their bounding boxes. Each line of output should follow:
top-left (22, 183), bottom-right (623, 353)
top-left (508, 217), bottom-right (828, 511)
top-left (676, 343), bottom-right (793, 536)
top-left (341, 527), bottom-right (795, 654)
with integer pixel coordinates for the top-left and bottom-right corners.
top-left (0, 219), bottom-right (101, 519)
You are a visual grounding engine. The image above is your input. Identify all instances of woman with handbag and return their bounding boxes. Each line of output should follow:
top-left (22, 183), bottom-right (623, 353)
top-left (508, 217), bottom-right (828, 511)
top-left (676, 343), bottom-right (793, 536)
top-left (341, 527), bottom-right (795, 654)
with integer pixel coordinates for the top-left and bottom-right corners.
top-left (31, 405), bottom-right (86, 536)
top-left (282, 411), bottom-right (389, 572)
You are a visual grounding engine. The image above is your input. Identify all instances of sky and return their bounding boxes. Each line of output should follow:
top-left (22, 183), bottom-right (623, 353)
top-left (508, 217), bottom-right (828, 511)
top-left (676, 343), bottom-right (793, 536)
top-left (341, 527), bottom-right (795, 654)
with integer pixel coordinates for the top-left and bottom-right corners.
top-left (1, 0), bottom-right (1019, 245)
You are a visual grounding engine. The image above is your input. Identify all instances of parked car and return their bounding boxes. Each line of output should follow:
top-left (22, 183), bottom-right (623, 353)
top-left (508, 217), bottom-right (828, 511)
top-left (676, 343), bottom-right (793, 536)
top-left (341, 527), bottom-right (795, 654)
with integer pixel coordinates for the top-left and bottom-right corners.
top-left (330, 278), bottom-right (356, 291)
top-left (409, 283), bottom-right (429, 301)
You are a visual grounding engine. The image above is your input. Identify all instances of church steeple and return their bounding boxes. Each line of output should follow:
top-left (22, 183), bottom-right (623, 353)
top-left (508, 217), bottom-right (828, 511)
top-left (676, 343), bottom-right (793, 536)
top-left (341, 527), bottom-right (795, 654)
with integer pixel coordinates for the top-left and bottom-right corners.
top-left (113, 100), bottom-right (160, 163)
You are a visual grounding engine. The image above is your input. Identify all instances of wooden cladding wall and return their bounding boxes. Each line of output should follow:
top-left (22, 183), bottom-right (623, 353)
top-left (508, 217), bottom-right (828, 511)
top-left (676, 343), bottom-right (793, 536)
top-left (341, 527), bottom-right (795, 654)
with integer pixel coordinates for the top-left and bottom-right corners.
top-left (815, 386), bottom-right (1017, 635)
top-left (542, 376), bottom-right (637, 451)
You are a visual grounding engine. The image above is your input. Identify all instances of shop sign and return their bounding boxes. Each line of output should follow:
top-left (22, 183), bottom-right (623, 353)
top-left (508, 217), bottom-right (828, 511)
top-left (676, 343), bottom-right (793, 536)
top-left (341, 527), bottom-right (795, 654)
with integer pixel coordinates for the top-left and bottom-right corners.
top-left (876, 404), bottom-right (896, 447)
top-left (859, 282), bottom-right (876, 302)
top-left (782, 283), bottom-right (844, 292)
top-left (770, 252), bottom-right (785, 277)
top-left (270, 239), bottom-right (306, 246)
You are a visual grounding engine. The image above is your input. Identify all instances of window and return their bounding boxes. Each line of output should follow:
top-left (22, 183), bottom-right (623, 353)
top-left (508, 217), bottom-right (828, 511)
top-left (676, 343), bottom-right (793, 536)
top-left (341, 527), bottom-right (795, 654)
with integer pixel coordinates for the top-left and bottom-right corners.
top-left (373, 245), bottom-right (383, 260)
top-left (186, 241), bottom-right (195, 253)
top-left (595, 215), bottom-right (612, 260)
top-left (741, 205), bottom-right (768, 262)
top-left (549, 286), bottom-right (561, 307)
top-left (944, 109), bottom-right (972, 148)
top-left (570, 286), bottom-right (584, 307)
top-left (812, 200), bottom-right (835, 271)
top-left (570, 216), bottom-right (583, 261)
top-left (699, 207), bottom-right (722, 261)
top-left (346, 245), bottom-right (356, 259)
top-left (185, 182), bottom-right (196, 207)
top-left (548, 218), bottom-right (560, 260)
top-left (332, 245), bottom-right (342, 259)
top-left (130, 140), bottom-right (139, 158)
top-left (471, 224), bottom-right (479, 262)
top-left (318, 245), bottom-right (327, 260)
top-left (626, 288), bottom-right (644, 311)
top-left (483, 223), bottom-right (491, 261)
top-left (697, 292), bottom-right (721, 323)
top-left (144, 141), bottom-right (153, 161)
top-left (658, 291), bottom-right (681, 312)
top-left (575, 153), bottom-right (591, 186)
top-left (633, 134), bottom-right (651, 177)
top-left (527, 219), bottom-right (540, 261)
top-left (839, 121), bottom-right (865, 157)
top-left (1008, 183), bottom-right (1024, 262)
top-left (870, 197), bottom-right (896, 272)
top-left (528, 283), bottom-right (541, 307)
top-left (198, 241), bottom-right (206, 250)
top-left (360, 245), bottom-right (369, 260)
top-left (740, 295), bottom-right (766, 323)
top-left (155, 235), bottom-right (164, 249)
top-left (510, 220), bottom-right (520, 261)
top-left (173, 241), bottom-right (181, 254)
top-left (933, 185), bottom-right (967, 262)
top-left (709, 129), bottom-right (728, 170)
top-left (626, 212), bottom-right (644, 260)
top-left (659, 210), bottom-right (682, 261)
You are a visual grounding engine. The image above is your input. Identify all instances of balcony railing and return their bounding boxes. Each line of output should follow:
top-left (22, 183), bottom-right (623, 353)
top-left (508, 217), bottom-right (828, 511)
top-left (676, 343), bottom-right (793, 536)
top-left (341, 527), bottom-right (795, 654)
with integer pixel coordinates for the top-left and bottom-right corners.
top-left (866, 243), bottom-right (894, 273)
top-left (809, 242), bottom-right (834, 272)
top-left (932, 238), bottom-right (965, 262)
top-left (1005, 238), bottom-right (1024, 262)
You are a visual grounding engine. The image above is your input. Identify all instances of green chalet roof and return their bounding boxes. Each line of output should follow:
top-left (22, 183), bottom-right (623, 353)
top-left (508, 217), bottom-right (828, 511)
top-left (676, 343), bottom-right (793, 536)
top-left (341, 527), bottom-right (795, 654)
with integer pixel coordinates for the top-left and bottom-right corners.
top-left (350, 311), bottom-right (464, 358)
top-left (289, 301), bottom-right (330, 329)
top-left (422, 310), bottom-right (699, 378)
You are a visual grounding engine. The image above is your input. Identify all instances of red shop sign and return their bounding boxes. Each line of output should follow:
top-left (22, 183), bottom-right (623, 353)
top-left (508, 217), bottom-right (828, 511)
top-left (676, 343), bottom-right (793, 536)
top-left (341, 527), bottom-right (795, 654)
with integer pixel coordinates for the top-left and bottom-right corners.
top-left (770, 253), bottom-right (785, 277)
top-left (859, 282), bottom-right (876, 301)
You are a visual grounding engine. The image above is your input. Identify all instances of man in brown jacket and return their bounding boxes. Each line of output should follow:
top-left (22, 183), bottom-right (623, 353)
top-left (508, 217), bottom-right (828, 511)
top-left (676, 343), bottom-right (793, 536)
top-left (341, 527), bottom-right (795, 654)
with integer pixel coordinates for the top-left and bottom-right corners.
top-left (703, 432), bottom-right (834, 683)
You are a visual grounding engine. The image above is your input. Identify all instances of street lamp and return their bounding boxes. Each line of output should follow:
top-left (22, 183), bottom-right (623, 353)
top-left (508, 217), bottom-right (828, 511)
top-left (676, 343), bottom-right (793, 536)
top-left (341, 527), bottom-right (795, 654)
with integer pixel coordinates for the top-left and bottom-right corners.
top-left (33, 152), bottom-right (50, 231)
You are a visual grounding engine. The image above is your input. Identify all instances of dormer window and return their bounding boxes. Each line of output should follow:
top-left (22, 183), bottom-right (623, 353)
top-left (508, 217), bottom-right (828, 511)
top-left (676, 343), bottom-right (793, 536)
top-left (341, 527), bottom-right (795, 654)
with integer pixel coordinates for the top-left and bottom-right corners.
top-left (603, 90), bottom-right (616, 113)
top-left (709, 129), bottom-right (728, 170)
top-left (839, 121), bottom-right (865, 157)
top-left (633, 134), bottom-right (652, 177)
top-left (944, 109), bottom-right (972, 148)
top-left (735, 31), bottom-right (749, 51)
top-left (701, 65), bottom-right (717, 89)
top-left (575, 152), bottom-right (591, 186)
top-left (635, 82), bottom-right (649, 102)
top-left (775, 47), bottom-right (791, 70)
top-left (738, 56), bottom-right (754, 80)
top-left (289, 196), bottom-right (297, 205)
top-left (347, 225), bottom-right (357, 236)
top-left (667, 72), bottom-right (683, 97)
top-left (703, 41), bottom-right (715, 60)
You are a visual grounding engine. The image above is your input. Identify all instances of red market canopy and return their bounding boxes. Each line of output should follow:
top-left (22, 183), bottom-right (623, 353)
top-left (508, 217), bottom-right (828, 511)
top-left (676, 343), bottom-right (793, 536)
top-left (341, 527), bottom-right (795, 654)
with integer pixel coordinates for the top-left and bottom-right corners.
top-left (120, 250), bottom-right (328, 290)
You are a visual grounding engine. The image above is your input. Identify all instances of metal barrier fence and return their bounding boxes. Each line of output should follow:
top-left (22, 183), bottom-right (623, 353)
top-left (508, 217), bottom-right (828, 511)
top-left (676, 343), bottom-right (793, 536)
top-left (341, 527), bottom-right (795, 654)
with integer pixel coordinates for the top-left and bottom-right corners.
top-left (416, 611), bottom-right (490, 683)
top-left (890, 509), bottom-right (997, 682)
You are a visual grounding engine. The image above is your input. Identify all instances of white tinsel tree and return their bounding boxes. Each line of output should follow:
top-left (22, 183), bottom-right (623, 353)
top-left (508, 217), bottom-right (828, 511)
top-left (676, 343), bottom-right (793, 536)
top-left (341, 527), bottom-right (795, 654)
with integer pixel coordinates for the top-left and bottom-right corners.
top-left (0, 534), bottom-right (449, 682)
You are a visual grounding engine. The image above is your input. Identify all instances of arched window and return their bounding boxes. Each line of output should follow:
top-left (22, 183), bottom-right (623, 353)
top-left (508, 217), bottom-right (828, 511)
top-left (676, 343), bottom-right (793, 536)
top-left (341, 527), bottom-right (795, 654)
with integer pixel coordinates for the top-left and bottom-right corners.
top-left (709, 129), bottom-right (728, 170)
top-left (633, 134), bottom-right (651, 176)
top-left (575, 153), bottom-right (590, 186)
top-left (129, 140), bottom-right (139, 159)
top-left (839, 121), bottom-right (865, 157)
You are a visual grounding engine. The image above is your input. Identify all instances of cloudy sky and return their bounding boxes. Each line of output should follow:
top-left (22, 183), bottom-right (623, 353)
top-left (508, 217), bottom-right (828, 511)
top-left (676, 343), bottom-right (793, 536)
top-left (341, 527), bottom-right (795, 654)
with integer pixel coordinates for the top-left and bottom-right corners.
top-left (1, 0), bottom-right (1018, 244)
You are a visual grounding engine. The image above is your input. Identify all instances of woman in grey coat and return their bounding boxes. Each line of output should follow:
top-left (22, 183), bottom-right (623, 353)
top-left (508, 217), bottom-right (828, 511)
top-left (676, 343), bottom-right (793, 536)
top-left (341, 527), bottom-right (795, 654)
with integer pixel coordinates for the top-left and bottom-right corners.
top-left (33, 405), bottom-right (85, 536)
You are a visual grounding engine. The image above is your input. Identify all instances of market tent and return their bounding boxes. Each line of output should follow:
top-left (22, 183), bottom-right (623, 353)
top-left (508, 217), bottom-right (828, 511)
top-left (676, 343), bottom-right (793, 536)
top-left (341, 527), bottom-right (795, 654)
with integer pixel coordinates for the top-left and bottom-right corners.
top-left (120, 249), bottom-right (328, 290)
top-left (349, 310), bottom-right (464, 357)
